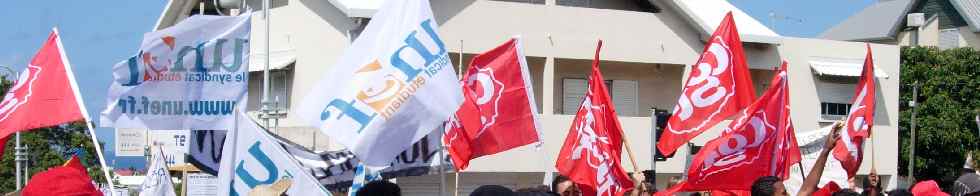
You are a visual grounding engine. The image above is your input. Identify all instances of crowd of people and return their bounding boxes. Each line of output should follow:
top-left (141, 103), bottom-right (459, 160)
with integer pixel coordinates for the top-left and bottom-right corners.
top-left (340, 123), bottom-right (980, 196)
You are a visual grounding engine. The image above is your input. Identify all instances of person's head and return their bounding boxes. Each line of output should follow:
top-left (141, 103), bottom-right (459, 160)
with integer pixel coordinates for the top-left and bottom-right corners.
top-left (515, 186), bottom-right (559, 196)
top-left (355, 180), bottom-right (401, 196)
top-left (885, 189), bottom-right (913, 196)
top-left (552, 175), bottom-right (580, 196)
top-left (638, 182), bottom-right (655, 195)
top-left (861, 174), bottom-right (882, 193)
top-left (471, 185), bottom-right (515, 196)
top-left (832, 189), bottom-right (860, 196)
top-left (752, 176), bottom-right (787, 196)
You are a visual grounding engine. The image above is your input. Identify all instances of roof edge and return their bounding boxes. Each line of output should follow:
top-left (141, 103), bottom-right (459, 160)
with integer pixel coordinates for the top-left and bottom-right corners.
top-left (950, 0), bottom-right (980, 32)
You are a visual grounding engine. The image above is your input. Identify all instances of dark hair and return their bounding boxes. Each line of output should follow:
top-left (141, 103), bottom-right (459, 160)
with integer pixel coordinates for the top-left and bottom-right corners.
top-left (516, 186), bottom-right (559, 196)
top-left (860, 176), bottom-right (882, 196)
top-left (831, 189), bottom-right (860, 196)
top-left (356, 180), bottom-right (401, 196)
top-left (751, 176), bottom-right (782, 196)
top-left (885, 189), bottom-right (913, 196)
top-left (471, 185), bottom-right (515, 196)
top-left (552, 175), bottom-right (571, 193)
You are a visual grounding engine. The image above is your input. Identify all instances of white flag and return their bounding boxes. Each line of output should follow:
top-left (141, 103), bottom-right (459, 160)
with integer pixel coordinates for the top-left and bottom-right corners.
top-left (217, 112), bottom-right (333, 196)
top-left (784, 123), bottom-right (851, 194)
top-left (141, 149), bottom-right (177, 196)
top-left (296, 0), bottom-right (462, 167)
top-left (101, 14), bottom-right (250, 130)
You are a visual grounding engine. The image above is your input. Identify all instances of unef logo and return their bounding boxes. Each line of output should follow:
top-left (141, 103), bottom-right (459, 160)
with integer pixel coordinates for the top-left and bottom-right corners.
top-left (319, 19), bottom-right (450, 133)
top-left (0, 65), bottom-right (41, 121)
top-left (570, 96), bottom-right (620, 196)
top-left (841, 82), bottom-right (871, 158)
top-left (669, 35), bottom-right (736, 134)
top-left (699, 111), bottom-right (775, 177)
top-left (121, 35), bottom-right (248, 86)
top-left (467, 67), bottom-right (504, 135)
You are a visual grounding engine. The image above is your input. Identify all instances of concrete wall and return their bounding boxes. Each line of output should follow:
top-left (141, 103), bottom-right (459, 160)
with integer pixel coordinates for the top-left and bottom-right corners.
top-left (957, 26), bottom-right (980, 49)
top-left (777, 37), bottom-right (902, 188)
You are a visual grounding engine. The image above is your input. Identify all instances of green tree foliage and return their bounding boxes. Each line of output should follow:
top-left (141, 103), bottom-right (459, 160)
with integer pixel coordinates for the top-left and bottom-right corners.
top-left (898, 46), bottom-right (980, 189)
top-left (0, 79), bottom-right (108, 193)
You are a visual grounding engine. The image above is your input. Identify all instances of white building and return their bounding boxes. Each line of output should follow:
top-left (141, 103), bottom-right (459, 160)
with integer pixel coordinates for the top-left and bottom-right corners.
top-left (151, 0), bottom-right (902, 194)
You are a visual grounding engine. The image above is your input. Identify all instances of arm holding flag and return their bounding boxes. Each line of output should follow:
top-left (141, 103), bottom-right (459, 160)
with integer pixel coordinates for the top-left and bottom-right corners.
top-left (798, 122), bottom-right (842, 196)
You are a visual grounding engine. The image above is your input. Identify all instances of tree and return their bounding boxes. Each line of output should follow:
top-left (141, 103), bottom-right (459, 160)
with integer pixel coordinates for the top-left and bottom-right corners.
top-left (0, 78), bottom-right (107, 193)
top-left (898, 46), bottom-right (980, 189)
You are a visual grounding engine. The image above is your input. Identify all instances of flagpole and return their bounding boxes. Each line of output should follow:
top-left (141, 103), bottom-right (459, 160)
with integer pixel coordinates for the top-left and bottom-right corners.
top-left (52, 28), bottom-right (116, 194)
top-left (619, 128), bottom-right (642, 187)
top-left (453, 39), bottom-right (463, 196)
top-left (260, 0), bottom-right (272, 129)
top-left (438, 126), bottom-right (446, 196)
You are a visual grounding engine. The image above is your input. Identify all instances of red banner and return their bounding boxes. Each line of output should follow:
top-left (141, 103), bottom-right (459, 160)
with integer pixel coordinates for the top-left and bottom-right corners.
top-left (0, 31), bottom-right (84, 140)
top-left (658, 12), bottom-right (756, 156)
top-left (678, 62), bottom-right (800, 191)
top-left (556, 40), bottom-right (634, 196)
top-left (833, 44), bottom-right (876, 177)
top-left (444, 38), bottom-right (541, 170)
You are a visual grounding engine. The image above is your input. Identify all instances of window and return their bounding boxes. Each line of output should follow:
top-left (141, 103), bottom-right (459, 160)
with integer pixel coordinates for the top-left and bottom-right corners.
top-left (562, 78), bottom-right (638, 116)
top-left (821, 102), bottom-right (852, 119)
top-left (939, 28), bottom-right (960, 49)
top-left (562, 78), bottom-right (587, 115)
top-left (349, 18), bottom-right (371, 42)
top-left (270, 69), bottom-right (292, 112)
top-left (557, 0), bottom-right (591, 6)
top-left (492, 0), bottom-right (546, 4)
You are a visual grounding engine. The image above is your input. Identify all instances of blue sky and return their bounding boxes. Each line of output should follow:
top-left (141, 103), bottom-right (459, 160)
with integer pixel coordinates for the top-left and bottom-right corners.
top-left (0, 0), bottom-right (875, 170)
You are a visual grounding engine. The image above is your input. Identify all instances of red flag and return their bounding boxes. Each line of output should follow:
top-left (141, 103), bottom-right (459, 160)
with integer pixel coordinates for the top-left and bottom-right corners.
top-left (677, 62), bottom-right (799, 191)
top-left (555, 40), bottom-right (634, 196)
top-left (0, 31), bottom-right (85, 140)
top-left (0, 137), bottom-right (7, 158)
top-left (658, 12), bottom-right (756, 156)
top-left (711, 190), bottom-right (751, 196)
top-left (832, 44), bottom-right (876, 177)
top-left (23, 157), bottom-right (102, 196)
top-left (64, 155), bottom-right (86, 173)
top-left (444, 38), bottom-right (541, 170)
top-left (813, 181), bottom-right (842, 196)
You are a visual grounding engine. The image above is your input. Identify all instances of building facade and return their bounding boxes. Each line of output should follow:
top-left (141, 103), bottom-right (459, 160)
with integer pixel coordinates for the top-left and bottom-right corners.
top-left (151, 0), bottom-right (902, 194)
top-left (821, 0), bottom-right (980, 49)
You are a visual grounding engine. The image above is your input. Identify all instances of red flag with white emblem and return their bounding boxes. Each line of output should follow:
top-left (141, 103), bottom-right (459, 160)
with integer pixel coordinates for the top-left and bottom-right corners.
top-left (658, 12), bottom-right (757, 156)
top-left (555, 40), bottom-right (634, 196)
top-left (0, 31), bottom-right (85, 140)
top-left (832, 44), bottom-right (876, 177)
top-left (675, 62), bottom-right (800, 191)
top-left (444, 37), bottom-right (542, 170)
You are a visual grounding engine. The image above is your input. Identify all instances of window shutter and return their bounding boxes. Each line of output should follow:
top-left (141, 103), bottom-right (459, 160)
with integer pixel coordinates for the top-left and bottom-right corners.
top-left (939, 28), bottom-right (960, 49)
top-left (562, 78), bottom-right (587, 115)
top-left (612, 80), bottom-right (638, 116)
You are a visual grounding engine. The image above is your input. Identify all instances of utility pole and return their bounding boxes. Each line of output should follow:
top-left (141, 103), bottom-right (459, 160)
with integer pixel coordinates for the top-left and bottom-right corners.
top-left (908, 81), bottom-right (918, 185)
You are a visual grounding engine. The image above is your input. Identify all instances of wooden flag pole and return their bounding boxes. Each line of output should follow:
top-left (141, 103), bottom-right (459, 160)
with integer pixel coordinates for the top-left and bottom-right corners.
top-left (620, 129), bottom-right (643, 196)
top-left (452, 39), bottom-right (463, 196)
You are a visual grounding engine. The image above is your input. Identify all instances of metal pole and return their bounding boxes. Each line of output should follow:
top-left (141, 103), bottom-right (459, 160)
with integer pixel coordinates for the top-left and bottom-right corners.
top-left (15, 133), bottom-right (21, 189)
top-left (438, 126), bottom-right (446, 196)
top-left (260, 0), bottom-right (271, 129)
top-left (274, 96), bottom-right (280, 134)
top-left (649, 108), bottom-right (657, 186)
top-left (908, 82), bottom-right (918, 185)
